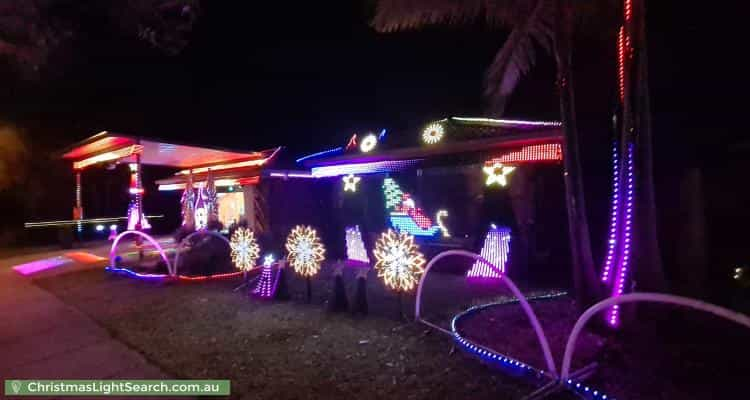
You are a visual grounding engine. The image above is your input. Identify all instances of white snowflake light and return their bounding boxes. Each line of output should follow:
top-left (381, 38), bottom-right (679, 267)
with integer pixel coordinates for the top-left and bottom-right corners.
top-left (230, 227), bottom-right (260, 271)
top-left (286, 225), bottom-right (326, 277)
top-left (360, 133), bottom-right (378, 153)
top-left (373, 229), bottom-right (426, 292)
top-left (422, 123), bottom-right (445, 144)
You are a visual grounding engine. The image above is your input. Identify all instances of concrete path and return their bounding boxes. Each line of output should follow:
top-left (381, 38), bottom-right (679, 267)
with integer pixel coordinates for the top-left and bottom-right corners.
top-left (0, 249), bottom-right (171, 384)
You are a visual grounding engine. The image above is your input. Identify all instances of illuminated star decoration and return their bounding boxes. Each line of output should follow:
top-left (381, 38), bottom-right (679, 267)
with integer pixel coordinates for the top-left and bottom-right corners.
top-left (342, 174), bottom-right (361, 192)
top-left (422, 123), bottom-right (445, 145)
top-left (483, 162), bottom-right (516, 187)
top-left (230, 227), bottom-right (260, 271)
top-left (264, 254), bottom-right (275, 267)
top-left (360, 133), bottom-right (378, 153)
top-left (285, 225), bottom-right (326, 278)
top-left (373, 229), bottom-right (426, 292)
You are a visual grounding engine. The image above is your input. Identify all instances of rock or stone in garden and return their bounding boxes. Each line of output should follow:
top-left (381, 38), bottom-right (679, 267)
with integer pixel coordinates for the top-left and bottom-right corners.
top-left (274, 263), bottom-right (290, 300)
top-left (351, 270), bottom-right (368, 316)
top-left (328, 269), bottom-right (349, 312)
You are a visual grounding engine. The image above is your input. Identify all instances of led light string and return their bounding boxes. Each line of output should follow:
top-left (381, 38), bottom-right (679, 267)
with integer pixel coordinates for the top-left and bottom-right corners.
top-left (600, 142), bottom-right (621, 283)
top-left (606, 143), bottom-right (635, 327)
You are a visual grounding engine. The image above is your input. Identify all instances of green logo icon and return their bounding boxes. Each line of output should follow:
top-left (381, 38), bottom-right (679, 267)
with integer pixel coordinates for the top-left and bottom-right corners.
top-left (11, 380), bottom-right (22, 394)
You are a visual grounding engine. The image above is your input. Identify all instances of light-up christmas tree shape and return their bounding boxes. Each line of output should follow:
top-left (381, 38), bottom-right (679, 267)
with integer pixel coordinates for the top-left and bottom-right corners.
top-left (253, 254), bottom-right (276, 299)
top-left (466, 225), bottom-right (511, 280)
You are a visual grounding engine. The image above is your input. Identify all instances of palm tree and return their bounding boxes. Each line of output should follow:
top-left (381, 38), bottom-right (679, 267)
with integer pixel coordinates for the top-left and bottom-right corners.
top-left (0, 1), bottom-right (201, 76)
top-left (373, 0), bottom-right (621, 305)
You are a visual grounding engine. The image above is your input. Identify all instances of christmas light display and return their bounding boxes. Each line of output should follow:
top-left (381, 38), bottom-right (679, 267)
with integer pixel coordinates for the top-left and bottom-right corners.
top-left (205, 170), bottom-right (219, 224)
top-left (342, 174), bottom-right (361, 192)
top-left (230, 227), bottom-right (261, 272)
top-left (174, 147), bottom-right (281, 176)
top-left (345, 134), bottom-right (358, 151)
top-left (601, 142), bottom-right (621, 283)
top-left (487, 144), bottom-right (563, 164)
top-left (296, 147), bottom-right (343, 164)
top-left (383, 178), bottom-right (404, 209)
top-left (373, 229), bottom-right (426, 292)
top-left (359, 133), bottom-right (378, 153)
top-left (75, 172), bottom-right (82, 233)
top-left (606, 143), bottom-right (635, 327)
top-left (126, 161), bottom-right (150, 230)
top-left (126, 200), bottom-right (151, 230)
top-left (105, 266), bottom-right (245, 282)
top-left (450, 116), bottom-right (562, 127)
top-left (466, 226), bottom-right (511, 279)
top-left (436, 210), bottom-right (450, 237)
top-left (382, 178), bottom-right (441, 237)
top-left (72, 145), bottom-right (143, 170)
top-left (193, 184), bottom-right (208, 229)
top-left (345, 226), bottom-right (370, 265)
top-left (267, 171), bottom-right (316, 179)
top-left (311, 159), bottom-right (422, 178)
top-left (422, 123), bottom-right (445, 144)
top-left (482, 162), bottom-right (515, 187)
top-left (285, 225), bottom-right (326, 278)
top-left (253, 254), bottom-right (277, 298)
top-left (181, 171), bottom-right (196, 227)
top-left (617, 26), bottom-right (626, 102)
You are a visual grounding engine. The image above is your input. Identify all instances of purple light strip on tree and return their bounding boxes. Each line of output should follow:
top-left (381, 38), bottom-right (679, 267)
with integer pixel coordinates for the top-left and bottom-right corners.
top-left (311, 159), bottom-right (422, 178)
top-left (607, 143), bottom-right (635, 327)
top-left (601, 142), bottom-right (621, 283)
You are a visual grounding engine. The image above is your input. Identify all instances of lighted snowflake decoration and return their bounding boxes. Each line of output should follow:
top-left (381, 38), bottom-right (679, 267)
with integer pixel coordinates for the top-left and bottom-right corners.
top-left (230, 227), bottom-right (260, 271)
top-left (422, 123), bottom-right (445, 144)
top-left (285, 225), bottom-right (326, 277)
top-left (360, 133), bottom-right (378, 153)
top-left (483, 161), bottom-right (516, 187)
top-left (373, 229), bottom-right (426, 292)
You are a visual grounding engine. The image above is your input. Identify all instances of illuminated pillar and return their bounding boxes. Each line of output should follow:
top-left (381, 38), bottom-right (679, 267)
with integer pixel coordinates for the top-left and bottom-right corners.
top-left (127, 154), bottom-right (150, 231)
top-left (75, 171), bottom-right (83, 233)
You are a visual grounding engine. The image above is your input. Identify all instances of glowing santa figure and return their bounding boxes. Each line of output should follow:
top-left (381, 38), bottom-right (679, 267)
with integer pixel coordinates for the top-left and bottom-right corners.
top-left (399, 194), bottom-right (433, 229)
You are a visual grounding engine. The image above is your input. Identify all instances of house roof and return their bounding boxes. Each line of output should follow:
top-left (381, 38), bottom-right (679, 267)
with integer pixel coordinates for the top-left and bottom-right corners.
top-left (61, 131), bottom-right (280, 170)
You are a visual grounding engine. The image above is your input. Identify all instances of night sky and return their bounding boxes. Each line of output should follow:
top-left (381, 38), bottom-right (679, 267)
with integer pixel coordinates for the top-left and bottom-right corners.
top-left (0, 1), bottom-right (744, 249)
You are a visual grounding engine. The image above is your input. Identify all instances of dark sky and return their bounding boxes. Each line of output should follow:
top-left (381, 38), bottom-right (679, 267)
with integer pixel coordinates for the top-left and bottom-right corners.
top-left (2, 1), bottom-right (736, 156)
top-left (0, 0), bottom-right (743, 227)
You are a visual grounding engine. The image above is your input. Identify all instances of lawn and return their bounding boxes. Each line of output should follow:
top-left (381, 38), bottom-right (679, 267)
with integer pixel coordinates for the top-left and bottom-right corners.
top-left (33, 264), bottom-right (749, 400)
top-left (34, 266), bottom-right (572, 400)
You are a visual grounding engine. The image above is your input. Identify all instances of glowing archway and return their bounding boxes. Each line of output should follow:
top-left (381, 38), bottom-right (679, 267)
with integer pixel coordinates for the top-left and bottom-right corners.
top-left (414, 249), bottom-right (557, 376)
top-left (560, 292), bottom-right (750, 380)
top-left (109, 230), bottom-right (172, 274)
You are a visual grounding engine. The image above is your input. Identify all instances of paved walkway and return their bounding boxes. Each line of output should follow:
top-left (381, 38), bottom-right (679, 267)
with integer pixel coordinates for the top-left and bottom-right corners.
top-left (0, 248), bottom-right (171, 383)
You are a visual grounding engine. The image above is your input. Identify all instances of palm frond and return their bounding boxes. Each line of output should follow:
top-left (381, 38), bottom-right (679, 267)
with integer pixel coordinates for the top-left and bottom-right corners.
top-left (372, 0), bottom-right (533, 32)
top-left (483, 0), bottom-right (554, 115)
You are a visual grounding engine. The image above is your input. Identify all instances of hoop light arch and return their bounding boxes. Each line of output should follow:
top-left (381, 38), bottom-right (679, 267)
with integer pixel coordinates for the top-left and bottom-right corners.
top-left (414, 249), bottom-right (557, 376)
top-left (109, 230), bottom-right (172, 275)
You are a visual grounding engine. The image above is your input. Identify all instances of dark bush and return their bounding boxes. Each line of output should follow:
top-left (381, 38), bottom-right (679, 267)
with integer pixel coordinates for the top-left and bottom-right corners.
top-left (176, 231), bottom-right (233, 276)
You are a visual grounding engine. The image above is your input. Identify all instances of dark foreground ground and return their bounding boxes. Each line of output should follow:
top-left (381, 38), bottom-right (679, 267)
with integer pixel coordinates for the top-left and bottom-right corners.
top-left (33, 262), bottom-right (749, 400)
